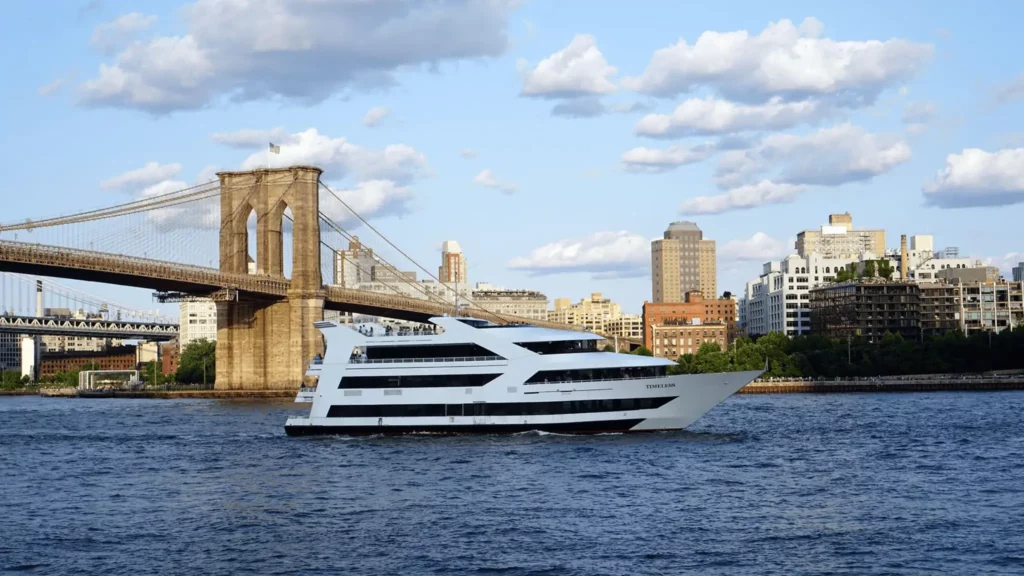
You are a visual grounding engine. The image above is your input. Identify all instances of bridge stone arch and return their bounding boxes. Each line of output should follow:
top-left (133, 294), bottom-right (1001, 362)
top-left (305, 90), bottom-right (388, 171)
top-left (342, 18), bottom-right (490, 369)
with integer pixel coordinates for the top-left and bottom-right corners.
top-left (215, 166), bottom-right (325, 390)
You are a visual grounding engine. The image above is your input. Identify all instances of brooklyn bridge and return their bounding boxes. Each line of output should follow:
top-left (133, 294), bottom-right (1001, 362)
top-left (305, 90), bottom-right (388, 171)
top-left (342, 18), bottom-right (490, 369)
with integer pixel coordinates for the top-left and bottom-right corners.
top-left (0, 165), bottom-right (593, 390)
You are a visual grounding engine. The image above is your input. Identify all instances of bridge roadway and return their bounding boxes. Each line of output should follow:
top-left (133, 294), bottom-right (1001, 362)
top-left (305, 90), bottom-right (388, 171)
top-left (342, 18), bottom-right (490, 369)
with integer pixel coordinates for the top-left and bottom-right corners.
top-left (0, 241), bottom-right (591, 331)
top-left (0, 315), bottom-right (179, 341)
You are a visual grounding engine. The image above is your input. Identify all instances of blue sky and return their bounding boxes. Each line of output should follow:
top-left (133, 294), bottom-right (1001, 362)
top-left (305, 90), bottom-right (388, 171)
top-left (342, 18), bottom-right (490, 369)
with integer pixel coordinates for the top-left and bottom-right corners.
top-left (2, 0), bottom-right (1023, 316)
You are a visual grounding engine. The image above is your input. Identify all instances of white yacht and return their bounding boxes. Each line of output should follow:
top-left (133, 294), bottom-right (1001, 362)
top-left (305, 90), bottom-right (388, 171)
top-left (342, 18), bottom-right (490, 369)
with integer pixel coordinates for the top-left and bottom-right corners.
top-left (285, 317), bottom-right (763, 436)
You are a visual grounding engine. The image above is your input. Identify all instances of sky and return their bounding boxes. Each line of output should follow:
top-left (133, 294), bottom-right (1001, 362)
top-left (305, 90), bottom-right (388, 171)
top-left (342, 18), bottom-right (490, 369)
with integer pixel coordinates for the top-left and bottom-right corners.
top-left (1, 0), bottom-right (1023, 316)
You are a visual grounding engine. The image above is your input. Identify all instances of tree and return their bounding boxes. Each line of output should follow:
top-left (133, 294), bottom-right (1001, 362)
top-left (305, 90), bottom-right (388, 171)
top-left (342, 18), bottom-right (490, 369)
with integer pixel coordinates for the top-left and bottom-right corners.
top-left (601, 344), bottom-right (615, 352)
top-left (20, 375), bottom-right (31, 385)
top-left (2, 370), bottom-right (22, 388)
top-left (631, 346), bottom-right (653, 357)
top-left (863, 260), bottom-right (877, 278)
top-left (835, 265), bottom-right (856, 283)
top-left (878, 260), bottom-right (894, 281)
top-left (176, 339), bottom-right (216, 384)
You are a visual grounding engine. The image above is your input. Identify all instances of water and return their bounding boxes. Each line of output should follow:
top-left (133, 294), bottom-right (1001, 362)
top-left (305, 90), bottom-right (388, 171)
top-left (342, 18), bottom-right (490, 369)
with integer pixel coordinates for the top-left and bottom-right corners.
top-left (2, 393), bottom-right (1024, 576)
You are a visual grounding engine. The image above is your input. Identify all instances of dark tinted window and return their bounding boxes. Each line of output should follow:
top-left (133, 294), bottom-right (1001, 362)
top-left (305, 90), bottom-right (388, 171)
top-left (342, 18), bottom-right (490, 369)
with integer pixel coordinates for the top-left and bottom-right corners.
top-left (364, 343), bottom-right (501, 360)
top-left (326, 396), bottom-right (675, 418)
top-left (339, 373), bottom-right (501, 389)
top-left (515, 340), bottom-right (598, 354)
top-left (526, 366), bottom-right (666, 383)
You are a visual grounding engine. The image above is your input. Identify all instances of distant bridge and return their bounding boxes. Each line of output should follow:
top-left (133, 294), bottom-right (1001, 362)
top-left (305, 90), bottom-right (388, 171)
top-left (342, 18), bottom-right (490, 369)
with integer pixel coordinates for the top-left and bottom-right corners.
top-left (0, 315), bottom-right (178, 341)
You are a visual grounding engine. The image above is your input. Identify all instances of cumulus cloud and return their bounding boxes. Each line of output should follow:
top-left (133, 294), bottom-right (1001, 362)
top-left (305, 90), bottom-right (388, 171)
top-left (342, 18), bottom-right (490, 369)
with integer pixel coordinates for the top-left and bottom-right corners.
top-left (621, 142), bottom-right (717, 173)
top-left (718, 232), bottom-right (791, 262)
top-left (634, 97), bottom-right (829, 138)
top-left (100, 161), bottom-right (184, 191)
top-left (211, 127), bottom-right (288, 148)
top-left (321, 180), bottom-right (415, 228)
top-left (679, 181), bottom-right (807, 215)
top-left (239, 128), bottom-right (430, 184)
top-left (715, 123), bottom-right (911, 189)
top-left (80, 0), bottom-right (515, 113)
top-left (460, 148), bottom-right (478, 159)
top-left (508, 231), bottom-right (649, 278)
top-left (363, 106), bottom-right (390, 127)
top-left (923, 148), bottom-right (1024, 208)
top-left (520, 34), bottom-right (617, 98)
top-left (473, 169), bottom-right (518, 194)
top-left (623, 17), bottom-right (931, 104)
top-left (902, 101), bottom-right (938, 124)
top-left (90, 12), bottom-right (157, 54)
top-left (992, 72), bottom-right (1024, 107)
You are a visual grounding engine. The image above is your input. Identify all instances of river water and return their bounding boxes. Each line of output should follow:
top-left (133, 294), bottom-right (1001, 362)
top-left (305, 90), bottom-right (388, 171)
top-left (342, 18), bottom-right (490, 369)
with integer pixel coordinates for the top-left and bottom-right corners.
top-left (2, 393), bottom-right (1023, 575)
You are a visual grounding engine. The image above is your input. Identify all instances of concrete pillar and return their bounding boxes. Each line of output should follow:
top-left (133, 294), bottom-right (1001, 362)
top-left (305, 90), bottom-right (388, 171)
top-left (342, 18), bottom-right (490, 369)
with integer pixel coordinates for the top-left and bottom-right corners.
top-left (215, 166), bottom-right (325, 390)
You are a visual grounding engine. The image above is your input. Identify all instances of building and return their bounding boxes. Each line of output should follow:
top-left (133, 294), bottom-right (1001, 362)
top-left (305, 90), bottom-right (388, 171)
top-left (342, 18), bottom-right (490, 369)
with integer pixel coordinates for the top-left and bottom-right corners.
top-left (548, 293), bottom-right (622, 333)
top-left (160, 340), bottom-right (180, 376)
top-left (642, 292), bottom-right (737, 349)
top-left (1012, 262), bottom-right (1024, 282)
top-left (38, 345), bottom-right (137, 378)
top-left (795, 213), bottom-right (885, 259)
top-left (935, 266), bottom-right (1000, 284)
top-left (956, 280), bottom-right (1024, 334)
top-left (38, 309), bottom-right (121, 353)
top-left (355, 279), bottom-right (470, 307)
top-left (907, 257), bottom-right (981, 281)
top-left (651, 221), bottom-right (715, 302)
top-left (179, 300), bottom-right (217, 351)
top-left (371, 265), bottom-right (417, 284)
top-left (333, 237), bottom-right (377, 288)
top-left (937, 247), bottom-right (960, 259)
top-left (604, 314), bottom-right (643, 340)
top-left (650, 321), bottom-right (730, 360)
top-left (438, 240), bottom-right (468, 285)
top-left (741, 253), bottom-right (861, 337)
top-left (809, 281), bottom-right (921, 342)
top-left (0, 331), bottom-right (21, 372)
top-left (470, 284), bottom-right (549, 321)
top-left (919, 283), bottom-right (960, 336)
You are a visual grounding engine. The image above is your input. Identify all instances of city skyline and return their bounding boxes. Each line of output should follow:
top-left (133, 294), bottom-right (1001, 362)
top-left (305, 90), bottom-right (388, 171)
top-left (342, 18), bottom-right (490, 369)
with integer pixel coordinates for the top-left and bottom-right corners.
top-left (2, 1), bottom-right (1023, 316)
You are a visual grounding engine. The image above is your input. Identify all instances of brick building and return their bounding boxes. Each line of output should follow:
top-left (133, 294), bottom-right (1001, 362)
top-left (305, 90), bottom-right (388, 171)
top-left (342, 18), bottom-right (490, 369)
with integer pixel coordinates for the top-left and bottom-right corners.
top-left (649, 322), bottom-right (730, 360)
top-left (161, 340), bottom-right (180, 376)
top-left (39, 345), bottom-right (138, 378)
top-left (642, 291), bottom-right (737, 350)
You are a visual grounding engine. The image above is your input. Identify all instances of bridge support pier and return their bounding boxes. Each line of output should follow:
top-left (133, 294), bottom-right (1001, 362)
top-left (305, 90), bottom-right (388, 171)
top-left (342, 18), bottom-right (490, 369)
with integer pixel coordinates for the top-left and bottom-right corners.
top-left (214, 166), bottom-right (324, 390)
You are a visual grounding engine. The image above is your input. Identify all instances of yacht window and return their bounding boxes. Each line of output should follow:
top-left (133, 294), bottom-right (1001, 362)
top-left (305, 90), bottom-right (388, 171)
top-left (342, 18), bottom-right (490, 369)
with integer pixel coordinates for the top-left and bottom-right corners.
top-left (339, 373), bottom-right (501, 389)
top-left (515, 340), bottom-right (598, 354)
top-left (526, 366), bottom-right (667, 383)
top-left (363, 343), bottom-right (501, 361)
top-left (326, 396), bottom-right (677, 418)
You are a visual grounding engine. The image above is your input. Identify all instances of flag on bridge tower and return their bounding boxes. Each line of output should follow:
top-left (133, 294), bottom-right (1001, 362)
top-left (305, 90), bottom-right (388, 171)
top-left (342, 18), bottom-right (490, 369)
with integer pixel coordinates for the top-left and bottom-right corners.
top-left (269, 142), bottom-right (281, 154)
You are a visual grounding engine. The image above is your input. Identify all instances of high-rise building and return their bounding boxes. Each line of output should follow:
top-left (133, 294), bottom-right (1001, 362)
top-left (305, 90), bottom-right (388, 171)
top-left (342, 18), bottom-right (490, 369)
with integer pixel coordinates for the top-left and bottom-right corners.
top-left (795, 213), bottom-right (885, 259)
top-left (438, 240), bottom-right (468, 285)
top-left (652, 222), bottom-right (715, 302)
top-left (547, 293), bottom-right (622, 333)
top-left (0, 332), bottom-right (20, 372)
top-left (179, 300), bottom-right (217, 351)
top-left (1014, 262), bottom-right (1024, 282)
top-left (333, 237), bottom-right (377, 288)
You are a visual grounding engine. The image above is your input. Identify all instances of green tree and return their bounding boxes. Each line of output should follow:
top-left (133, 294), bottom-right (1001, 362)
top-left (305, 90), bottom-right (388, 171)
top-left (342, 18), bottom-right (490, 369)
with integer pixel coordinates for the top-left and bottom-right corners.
top-left (669, 354), bottom-right (695, 375)
top-left (878, 260), bottom-right (894, 280)
top-left (601, 344), bottom-right (615, 352)
top-left (863, 260), bottom-right (877, 278)
top-left (2, 370), bottom-right (21, 387)
top-left (692, 342), bottom-right (731, 373)
top-left (631, 346), bottom-right (653, 357)
top-left (176, 339), bottom-right (216, 384)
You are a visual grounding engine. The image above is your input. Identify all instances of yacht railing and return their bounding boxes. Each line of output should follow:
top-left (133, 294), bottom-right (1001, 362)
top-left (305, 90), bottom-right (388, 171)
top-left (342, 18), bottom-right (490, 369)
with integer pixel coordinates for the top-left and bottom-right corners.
top-left (527, 374), bottom-right (668, 385)
top-left (349, 356), bottom-right (505, 365)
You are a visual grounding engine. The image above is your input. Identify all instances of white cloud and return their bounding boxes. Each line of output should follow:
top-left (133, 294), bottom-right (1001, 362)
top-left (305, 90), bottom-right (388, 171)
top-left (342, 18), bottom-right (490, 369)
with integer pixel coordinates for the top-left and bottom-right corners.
top-left (621, 143), bottom-right (716, 173)
top-left (509, 231), bottom-right (648, 278)
top-left (195, 165), bottom-right (220, 183)
top-left (460, 148), bottom-right (478, 159)
top-left (635, 97), bottom-right (828, 138)
top-left (473, 169), bottom-right (517, 194)
top-left (985, 252), bottom-right (1024, 277)
top-left (902, 101), bottom-right (938, 124)
top-left (623, 18), bottom-right (931, 104)
top-left (551, 97), bottom-right (652, 118)
top-left (90, 12), bottom-right (157, 54)
top-left (100, 161), bottom-right (184, 191)
top-left (520, 34), bottom-right (617, 98)
top-left (320, 180), bottom-right (415, 227)
top-left (363, 106), bottom-right (390, 127)
top-left (80, 0), bottom-right (514, 113)
top-left (679, 181), bottom-right (807, 215)
top-left (718, 232), bottom-right (790, 262)
top-left (923, 148), bottom-right (1024, 208)
top-left (211, 127), bottom-right (288, 148)
top-left (993, 72), bottom-right (1024, 107)
top-left (715, 123), bottom-right (911, 189)
top-left (240, 128), bottom-right (430, 184)
top-left (38, 78), bottom-right (65, 97)
top-left (139, 179), bottom-right (220, 231)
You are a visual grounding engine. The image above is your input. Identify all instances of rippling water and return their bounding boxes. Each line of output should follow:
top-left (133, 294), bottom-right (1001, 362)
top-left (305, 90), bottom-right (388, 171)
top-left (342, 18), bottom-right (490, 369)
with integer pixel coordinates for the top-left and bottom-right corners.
top-left (2, 393), bottom-right (1024, 575)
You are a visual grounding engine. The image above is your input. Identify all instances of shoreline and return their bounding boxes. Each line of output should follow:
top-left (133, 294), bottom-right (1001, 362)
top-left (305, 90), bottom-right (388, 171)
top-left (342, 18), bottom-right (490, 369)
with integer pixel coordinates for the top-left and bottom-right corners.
top-left (3, 377), bottom-right (1024, 398)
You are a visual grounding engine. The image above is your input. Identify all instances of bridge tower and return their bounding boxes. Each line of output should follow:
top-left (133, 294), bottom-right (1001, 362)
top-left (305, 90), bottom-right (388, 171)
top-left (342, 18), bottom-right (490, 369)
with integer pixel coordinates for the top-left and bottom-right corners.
top-left (215, 166), bottom-right (325, 390)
